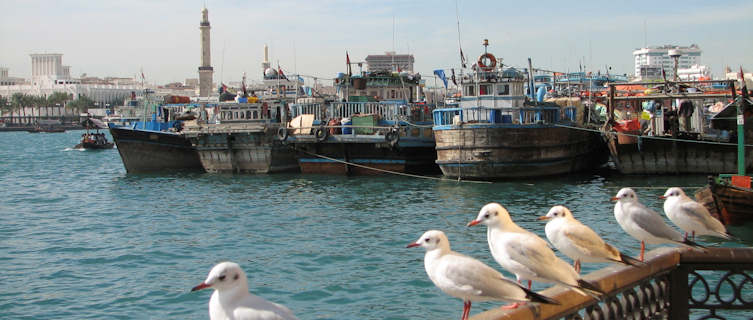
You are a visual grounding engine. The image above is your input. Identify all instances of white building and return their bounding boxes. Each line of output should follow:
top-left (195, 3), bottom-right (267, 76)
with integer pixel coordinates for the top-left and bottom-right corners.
top-left (365, 52), bottom-right (414, 73)
top-left (0, 67), bottom-right (24, 86)
top-left (0, 54), bottom-right (140, 105)
top-left (633, 45), bottom-right (702, 81)
top-left (677, 64), bottom-right (711, 81)
top-left (30, 53), bottom-right (75, 85)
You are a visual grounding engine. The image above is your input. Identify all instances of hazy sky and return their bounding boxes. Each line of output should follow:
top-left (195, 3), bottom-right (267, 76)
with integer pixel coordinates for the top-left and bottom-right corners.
top-left (2, 0), bottom-right (751, 85)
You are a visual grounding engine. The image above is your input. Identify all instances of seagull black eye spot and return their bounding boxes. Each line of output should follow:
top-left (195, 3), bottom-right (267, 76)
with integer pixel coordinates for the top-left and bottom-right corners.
top-left (219, 275), bottom-right (226, 281)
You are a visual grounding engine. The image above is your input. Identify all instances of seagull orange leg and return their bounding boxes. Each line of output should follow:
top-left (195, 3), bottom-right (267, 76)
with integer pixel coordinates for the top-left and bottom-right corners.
top-left (501, 302), bottom-right (521, 310)
top-left (461, 301), bottom-right (471, 320)
top-left (640, 241), bottom-right (645, 261)
top-left (574, 260), bottom-right (581, 274)
top-left (527, 280), bottom-right (532, 290)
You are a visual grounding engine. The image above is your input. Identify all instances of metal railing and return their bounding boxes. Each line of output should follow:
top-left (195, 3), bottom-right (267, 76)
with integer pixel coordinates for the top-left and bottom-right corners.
top-left (290, 101), bottom-right (433, 124)
top-left (432, 106), bottom-right (563, 126)
top-left (470, 247), bottom-right (753, 320)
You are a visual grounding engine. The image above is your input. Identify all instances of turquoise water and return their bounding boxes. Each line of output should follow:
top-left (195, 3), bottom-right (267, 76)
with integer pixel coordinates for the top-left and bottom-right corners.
top-left (0, 130), bottom-right (748, 319)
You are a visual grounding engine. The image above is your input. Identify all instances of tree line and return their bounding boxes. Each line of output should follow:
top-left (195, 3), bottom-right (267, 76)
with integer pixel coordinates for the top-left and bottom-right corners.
top-left (0, 92), bottom-right (96, 125)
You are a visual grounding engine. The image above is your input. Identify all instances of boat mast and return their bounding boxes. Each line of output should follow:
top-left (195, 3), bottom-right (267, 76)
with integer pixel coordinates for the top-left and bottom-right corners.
top-left (737, 67), bottom-right (748, 176)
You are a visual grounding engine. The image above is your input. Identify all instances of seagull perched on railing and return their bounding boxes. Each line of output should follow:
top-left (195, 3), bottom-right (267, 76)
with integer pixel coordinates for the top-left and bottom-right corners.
top-left (191, 262), bottom-right (299, 320)
top-left (660, 187), bottom-right (733, 241)
top-left (467, 203), bottom-right (604, 307)
top-left (539, 205), bottom-right (644, 273)
top-left (612, 187), bottom-right (706, 261)
top-left (407, 230), bottom-right (559, 319)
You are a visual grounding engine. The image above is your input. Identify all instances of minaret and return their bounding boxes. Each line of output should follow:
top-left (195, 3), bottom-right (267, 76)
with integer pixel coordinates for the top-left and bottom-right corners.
top-left (198, 7), bottom-right (213, 97)
top-left (261, 44), bottom-right (270, 75)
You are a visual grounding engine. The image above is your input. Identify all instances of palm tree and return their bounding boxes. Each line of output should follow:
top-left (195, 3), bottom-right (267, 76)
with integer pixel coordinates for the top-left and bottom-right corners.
top-left (10, 93), bottom-right (26, 125)
top-left (48, 92), bottom-right (70, 118)
top-left (0, 95), bottom-right (9, 124)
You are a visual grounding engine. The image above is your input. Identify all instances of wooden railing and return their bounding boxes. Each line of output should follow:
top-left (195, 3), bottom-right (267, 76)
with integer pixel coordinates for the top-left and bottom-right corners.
top-left (470, 247), bottom-right (753, 320)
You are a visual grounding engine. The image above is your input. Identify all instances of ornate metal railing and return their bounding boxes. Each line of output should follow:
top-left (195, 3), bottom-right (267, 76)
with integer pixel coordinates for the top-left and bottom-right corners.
top-left (469, 247), bottom-right (753, 320)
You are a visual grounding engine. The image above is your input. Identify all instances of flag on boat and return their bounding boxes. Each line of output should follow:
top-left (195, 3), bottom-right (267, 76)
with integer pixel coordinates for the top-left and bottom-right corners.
top-left (434, 69), bottom-right (448, 88)
top-left (451, 68), bottom-right (457, 86)
top-left (346, 51), bottom-right (352, 77)
top-left (277, 65), bottom-right (288, 80)
top-left (460, 48), bottom-right (467, 69)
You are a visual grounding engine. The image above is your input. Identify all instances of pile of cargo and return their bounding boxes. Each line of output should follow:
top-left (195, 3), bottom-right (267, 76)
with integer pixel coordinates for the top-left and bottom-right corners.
top-left (164, 95), bottom-right (191, 104)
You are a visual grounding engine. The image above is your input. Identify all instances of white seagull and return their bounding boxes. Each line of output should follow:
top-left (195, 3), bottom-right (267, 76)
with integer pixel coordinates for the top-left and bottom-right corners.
top-left (407, 230), bottom-right (558, 319)
top-left (539, 205), bottom-right (643, 273)
top-left (612, 187), bottom-right (705, 261)
top-left (660, 187), bottom-right (733, 240)
top-left (467, 203), bottom-right (603, 304)
top-left (191, 262), bottom-right (299, 320)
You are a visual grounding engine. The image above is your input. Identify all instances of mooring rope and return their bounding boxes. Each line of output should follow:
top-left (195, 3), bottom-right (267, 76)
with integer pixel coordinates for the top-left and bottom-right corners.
top-left (289, 145), bottom-right (492, 184)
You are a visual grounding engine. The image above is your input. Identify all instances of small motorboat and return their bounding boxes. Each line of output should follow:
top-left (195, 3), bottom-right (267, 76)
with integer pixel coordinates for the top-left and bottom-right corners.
top-left (75, 118), bottom-right (114, 149)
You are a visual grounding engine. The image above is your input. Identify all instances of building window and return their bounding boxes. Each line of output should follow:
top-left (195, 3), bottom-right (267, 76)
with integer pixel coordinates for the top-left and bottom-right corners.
top-left (497, 84), bottom-right (510, 95)
top-left (465, 85), bottom-right (476, 96)
top-left (479, 84), bottom-right (491, 95)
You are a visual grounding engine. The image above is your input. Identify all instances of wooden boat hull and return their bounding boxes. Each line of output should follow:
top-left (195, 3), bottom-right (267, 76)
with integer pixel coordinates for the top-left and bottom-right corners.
top-left (696, 180), bottom-right (753, 226)
top-left (109, 126), bottom-right (203, 173)
top-left (605, 134), bottom-right (753, 174)
top-left (433, 125), bottom-right (607, 179)
top-left (292, 135), bottom-right (439, 175)
top-left (189, 128), bottom-right (298, 174)
top-left (75, 142), bottom-right (115, 149)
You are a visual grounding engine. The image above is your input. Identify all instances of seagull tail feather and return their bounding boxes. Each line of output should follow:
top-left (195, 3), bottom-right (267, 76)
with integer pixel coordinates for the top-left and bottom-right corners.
top-left (522, 287), bottom-right (560, 305)
top-left (680, 238), bottom-right (708, 252)
top-left (576, 279), bottom-right (605, 300)
top-left (619, 252), bottom-right (647, 267)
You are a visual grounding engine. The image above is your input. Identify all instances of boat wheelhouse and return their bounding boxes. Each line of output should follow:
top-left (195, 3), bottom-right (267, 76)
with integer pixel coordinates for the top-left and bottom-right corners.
top-left (431, 41), bottom-right (607, 179)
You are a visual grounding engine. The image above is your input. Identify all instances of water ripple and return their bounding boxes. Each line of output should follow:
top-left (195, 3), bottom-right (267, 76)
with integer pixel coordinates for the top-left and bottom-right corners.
top-left (0, 131), bottom-right (749, 319)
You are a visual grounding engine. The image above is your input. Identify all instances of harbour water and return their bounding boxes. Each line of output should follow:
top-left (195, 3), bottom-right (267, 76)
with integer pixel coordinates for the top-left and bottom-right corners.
top-left (0, 130), bottom-right (749, 319)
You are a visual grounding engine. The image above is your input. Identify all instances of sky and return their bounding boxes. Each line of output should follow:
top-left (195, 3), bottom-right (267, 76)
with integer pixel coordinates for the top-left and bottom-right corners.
top-left (1, 0), bottom-right (752, 85)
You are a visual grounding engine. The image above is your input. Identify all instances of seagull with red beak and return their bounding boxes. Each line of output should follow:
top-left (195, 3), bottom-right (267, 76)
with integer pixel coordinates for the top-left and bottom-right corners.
top-left (539, 205), bottom-right (643, 273)
top-left (191, 262), bottom-right (299, 320)
top-left (612, 187), bottom-right (705, 261)
top-left (467, 203), bottom-right (603, 307)
top-left (660, 187), bottom-right (732, 241)
top-left (407, 230), bottom-right (559, 319)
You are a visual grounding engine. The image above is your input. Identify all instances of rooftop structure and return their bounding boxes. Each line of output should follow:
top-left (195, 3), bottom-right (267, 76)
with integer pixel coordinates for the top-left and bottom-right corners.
top-left (30, 53), bottom-right (74, 85)
top-left (365, 52), bottom-right (414, 73)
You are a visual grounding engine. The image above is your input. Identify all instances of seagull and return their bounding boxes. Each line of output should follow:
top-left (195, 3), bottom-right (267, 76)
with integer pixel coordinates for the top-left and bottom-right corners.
top-left (538, 205), bottom-right (644, 273)
top-left (660, 187), bottom-right (733, 240)
top-left (467, 203), bottom-right (603, 304)
top-left (191, 262), bottom-right (299, 320)
top-left (612, 187), bottom-right (705, 261)
top-left (407, 230), bottom-right (559, 319)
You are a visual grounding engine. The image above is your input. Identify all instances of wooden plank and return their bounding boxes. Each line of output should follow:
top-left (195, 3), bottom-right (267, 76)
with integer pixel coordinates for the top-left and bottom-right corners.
top-left (469, 247), bottom-right (679, 320)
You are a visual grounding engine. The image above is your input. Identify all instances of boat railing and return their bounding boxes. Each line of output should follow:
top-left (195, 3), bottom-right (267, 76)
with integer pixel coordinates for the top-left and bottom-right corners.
top-left (470, 247), bottom-right (753, 320)
top-left (432, 106), bottom-right (561, 126)
top-left (329, 101), bottom-right (411, 121)
top-left (290, 103), bottom-right (324, 121)
top-left (291, 101), bottom-right (420, 122)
